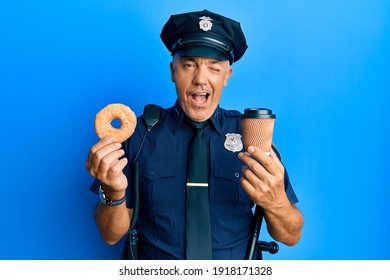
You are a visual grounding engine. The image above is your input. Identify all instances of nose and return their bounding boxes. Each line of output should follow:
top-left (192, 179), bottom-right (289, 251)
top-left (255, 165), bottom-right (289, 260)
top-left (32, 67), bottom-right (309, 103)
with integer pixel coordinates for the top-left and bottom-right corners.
top-left (192, 65), bottom-right (208, 85)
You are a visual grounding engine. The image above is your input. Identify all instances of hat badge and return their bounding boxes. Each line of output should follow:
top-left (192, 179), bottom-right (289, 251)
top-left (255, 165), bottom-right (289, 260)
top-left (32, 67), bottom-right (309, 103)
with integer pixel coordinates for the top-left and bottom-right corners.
top-left (199, 16), bottom-right (213, 31)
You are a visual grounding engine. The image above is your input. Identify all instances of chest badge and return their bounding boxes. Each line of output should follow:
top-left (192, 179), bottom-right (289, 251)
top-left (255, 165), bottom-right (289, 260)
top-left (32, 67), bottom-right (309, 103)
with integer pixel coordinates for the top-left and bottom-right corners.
top-left (224, 133), bottom-right (243, 153)
top-left (199, 16), bottom-right (213, 31)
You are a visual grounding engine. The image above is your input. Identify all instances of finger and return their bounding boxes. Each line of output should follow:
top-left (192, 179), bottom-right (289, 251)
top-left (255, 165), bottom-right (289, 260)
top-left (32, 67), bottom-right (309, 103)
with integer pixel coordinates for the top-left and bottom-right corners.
top-left (107, 157), bottom-right (128, 179)
top-left (89, 136), bottom-right (115, 157)
top-left (240, 175), bottom-right (256, 196)
top-left (246, 146), bottom-right (279, 175)
top-left (240, 174), bottom-right (268, 206)
top-left (87, 136), bottom-right (115, 169)
top-left (238, 150), bottom-right (260, 169)
top-left (241, 164), bottom-right (264, 188)
top-left (96, 149), bottom-right (125, 178)
top-left (104, 157), bottom-right (129, 191)
top-left (88, 144), bottom-right (121, 178)
top-left (239, 152), bottom-right (270, 191)
top-left (239, 148), bottom-right (269, 177)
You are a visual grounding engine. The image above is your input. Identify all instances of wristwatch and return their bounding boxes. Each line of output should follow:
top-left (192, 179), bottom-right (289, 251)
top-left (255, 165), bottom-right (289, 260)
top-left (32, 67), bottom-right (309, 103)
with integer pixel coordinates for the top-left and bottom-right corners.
top-left (98, 185), bottom-right (126, 206)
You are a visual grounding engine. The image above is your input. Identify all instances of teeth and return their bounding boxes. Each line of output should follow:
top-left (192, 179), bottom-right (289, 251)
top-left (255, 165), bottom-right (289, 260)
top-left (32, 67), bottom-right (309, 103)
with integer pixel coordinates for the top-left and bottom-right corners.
top-left (192, 94), bottom-right (207, 104)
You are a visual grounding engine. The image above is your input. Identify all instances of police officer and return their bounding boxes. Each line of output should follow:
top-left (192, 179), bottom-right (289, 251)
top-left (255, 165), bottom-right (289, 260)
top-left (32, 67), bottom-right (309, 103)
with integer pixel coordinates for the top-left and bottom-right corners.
top-left (86, 9), bottom-right (303, 260)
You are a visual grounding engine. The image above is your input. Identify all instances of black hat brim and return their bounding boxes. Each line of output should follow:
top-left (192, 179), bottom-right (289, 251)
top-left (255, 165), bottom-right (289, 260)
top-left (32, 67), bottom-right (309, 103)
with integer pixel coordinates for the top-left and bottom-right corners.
top-left (175, 45), bottom-right (230, 63)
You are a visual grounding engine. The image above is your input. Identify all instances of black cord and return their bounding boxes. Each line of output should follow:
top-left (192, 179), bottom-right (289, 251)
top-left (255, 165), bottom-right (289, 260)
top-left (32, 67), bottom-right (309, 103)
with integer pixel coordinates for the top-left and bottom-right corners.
top-left (245, 206), bottom-right (264, 260)
top-left (124, 105), bottom-right (162, 260)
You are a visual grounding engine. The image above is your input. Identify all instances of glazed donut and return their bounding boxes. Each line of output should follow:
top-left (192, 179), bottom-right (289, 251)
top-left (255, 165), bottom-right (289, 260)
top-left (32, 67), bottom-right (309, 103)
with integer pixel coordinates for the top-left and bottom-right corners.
top-left (94, 103), bottom-right (137, 143)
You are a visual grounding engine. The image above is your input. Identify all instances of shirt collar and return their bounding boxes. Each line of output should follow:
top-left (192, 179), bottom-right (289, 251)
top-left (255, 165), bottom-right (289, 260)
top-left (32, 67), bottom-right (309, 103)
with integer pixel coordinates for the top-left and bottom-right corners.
top-left (171, 100), bottom-right (223, 135)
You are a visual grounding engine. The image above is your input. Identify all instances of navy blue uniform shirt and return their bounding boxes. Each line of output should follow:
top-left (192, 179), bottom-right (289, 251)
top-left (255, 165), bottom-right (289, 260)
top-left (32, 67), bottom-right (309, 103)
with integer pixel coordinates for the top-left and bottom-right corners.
top-left (91, 101), bottom-right (298, 259)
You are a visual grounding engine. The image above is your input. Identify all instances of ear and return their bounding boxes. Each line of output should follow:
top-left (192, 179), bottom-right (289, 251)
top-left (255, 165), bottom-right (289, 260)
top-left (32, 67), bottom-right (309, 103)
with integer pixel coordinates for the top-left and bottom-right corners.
top-left (223, 66), bottom-right (233, 87)
top-left (170, 61), bottom-right (175, 83)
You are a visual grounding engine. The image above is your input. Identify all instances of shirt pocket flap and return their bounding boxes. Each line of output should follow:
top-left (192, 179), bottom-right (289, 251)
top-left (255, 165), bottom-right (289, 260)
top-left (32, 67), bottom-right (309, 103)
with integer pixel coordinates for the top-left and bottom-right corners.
top-left (214, 159), bottom-right (241, 183)
top-left (140, 159), bottom-right (176, 181)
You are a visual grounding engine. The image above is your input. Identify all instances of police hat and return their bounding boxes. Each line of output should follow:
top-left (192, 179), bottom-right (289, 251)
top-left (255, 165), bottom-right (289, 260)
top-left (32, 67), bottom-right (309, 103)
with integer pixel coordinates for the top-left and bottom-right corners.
top-left (160, 9), bottom-right (248, 64)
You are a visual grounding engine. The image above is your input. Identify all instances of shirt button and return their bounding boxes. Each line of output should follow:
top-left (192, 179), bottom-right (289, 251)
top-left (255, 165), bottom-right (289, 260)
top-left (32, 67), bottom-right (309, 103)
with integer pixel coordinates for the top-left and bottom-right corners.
top-left (149, 170), bottom-right (154, 176)
top-left (235, 172), bottom-right (240, 178)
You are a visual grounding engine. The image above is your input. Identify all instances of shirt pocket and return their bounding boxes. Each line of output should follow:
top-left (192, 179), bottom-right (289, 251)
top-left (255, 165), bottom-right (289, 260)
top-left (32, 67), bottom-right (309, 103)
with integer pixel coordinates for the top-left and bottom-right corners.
top-left (139, 159), bottom-right (180, 210)
top-left (213, 159), bottom-right (245, 211)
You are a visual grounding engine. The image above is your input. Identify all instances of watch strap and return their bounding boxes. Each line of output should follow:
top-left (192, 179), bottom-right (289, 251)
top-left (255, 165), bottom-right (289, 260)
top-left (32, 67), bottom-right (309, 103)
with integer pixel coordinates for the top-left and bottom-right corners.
top-left (98, 185), bottom-right (126, 206)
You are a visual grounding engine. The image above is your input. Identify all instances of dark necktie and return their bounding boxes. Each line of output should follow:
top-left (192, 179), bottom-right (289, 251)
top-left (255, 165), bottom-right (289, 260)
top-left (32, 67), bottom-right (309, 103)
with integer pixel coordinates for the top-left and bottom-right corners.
top-left (186, 120), bottom-right (213, 259)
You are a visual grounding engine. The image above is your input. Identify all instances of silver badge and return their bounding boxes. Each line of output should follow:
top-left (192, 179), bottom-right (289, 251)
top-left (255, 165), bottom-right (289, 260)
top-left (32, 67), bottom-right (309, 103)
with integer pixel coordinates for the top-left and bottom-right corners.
top-left (199, 16), bottom-right (213, 31)
top-left (224, 133), bottom-right (243, 153)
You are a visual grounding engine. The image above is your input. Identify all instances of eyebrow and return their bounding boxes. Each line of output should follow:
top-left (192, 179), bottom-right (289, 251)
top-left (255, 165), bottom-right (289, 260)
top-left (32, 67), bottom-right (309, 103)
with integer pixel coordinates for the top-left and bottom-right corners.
top-left (181, 56), bottom-right (224, 65)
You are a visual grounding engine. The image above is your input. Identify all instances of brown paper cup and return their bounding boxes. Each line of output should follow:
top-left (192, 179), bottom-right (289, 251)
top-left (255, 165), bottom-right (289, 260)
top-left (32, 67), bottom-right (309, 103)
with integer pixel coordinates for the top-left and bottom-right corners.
top-left (241, 108), bottom-right (276, 154)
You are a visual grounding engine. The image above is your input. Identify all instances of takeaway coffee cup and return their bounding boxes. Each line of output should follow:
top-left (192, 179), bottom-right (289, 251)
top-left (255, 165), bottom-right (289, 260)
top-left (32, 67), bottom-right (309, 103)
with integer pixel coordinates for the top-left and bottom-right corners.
top-left (241, 108), bottom-right (276, 154)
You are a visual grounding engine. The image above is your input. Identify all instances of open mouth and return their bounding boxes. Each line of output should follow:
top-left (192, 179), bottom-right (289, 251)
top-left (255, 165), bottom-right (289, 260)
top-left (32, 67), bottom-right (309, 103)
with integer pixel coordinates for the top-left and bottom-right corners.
top-left (191, 93), bottom-right (210, 105)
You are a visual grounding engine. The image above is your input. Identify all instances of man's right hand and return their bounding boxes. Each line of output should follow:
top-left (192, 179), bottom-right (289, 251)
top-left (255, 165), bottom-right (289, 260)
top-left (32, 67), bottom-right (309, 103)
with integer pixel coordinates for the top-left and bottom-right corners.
top-left (86, 136), bottom-right (128, 199)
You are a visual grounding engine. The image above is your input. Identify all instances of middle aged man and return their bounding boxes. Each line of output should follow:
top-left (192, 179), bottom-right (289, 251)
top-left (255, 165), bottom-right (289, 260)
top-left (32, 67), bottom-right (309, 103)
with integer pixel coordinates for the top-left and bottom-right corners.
top-left (87, 9), bottom-right (304, 260)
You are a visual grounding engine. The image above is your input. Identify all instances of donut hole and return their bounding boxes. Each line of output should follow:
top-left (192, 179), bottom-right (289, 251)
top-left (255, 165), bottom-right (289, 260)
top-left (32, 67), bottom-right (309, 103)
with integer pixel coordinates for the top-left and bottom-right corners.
top-left (110, 118), bottom-right (122, 129)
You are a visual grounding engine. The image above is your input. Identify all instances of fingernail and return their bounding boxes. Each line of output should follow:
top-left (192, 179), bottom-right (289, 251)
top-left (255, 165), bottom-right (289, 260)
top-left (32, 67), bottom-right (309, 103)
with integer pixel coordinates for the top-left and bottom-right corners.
top-left (248, 146), bottom-right (255, 153)
top-left (106, 136), bottom-right (113, 142)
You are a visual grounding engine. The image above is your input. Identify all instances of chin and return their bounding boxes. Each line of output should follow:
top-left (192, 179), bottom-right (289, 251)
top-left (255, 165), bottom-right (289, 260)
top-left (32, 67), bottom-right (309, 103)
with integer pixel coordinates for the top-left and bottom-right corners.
top-left (189, 110), bottom-right (213, 122)
top-left (180, 100), bottom-right (214, 121)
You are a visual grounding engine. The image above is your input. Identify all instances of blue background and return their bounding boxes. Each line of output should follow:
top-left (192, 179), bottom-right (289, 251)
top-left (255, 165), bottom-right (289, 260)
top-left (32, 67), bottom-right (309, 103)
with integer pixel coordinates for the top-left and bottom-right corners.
top-left (1, 0), bottom-right (389, 260)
